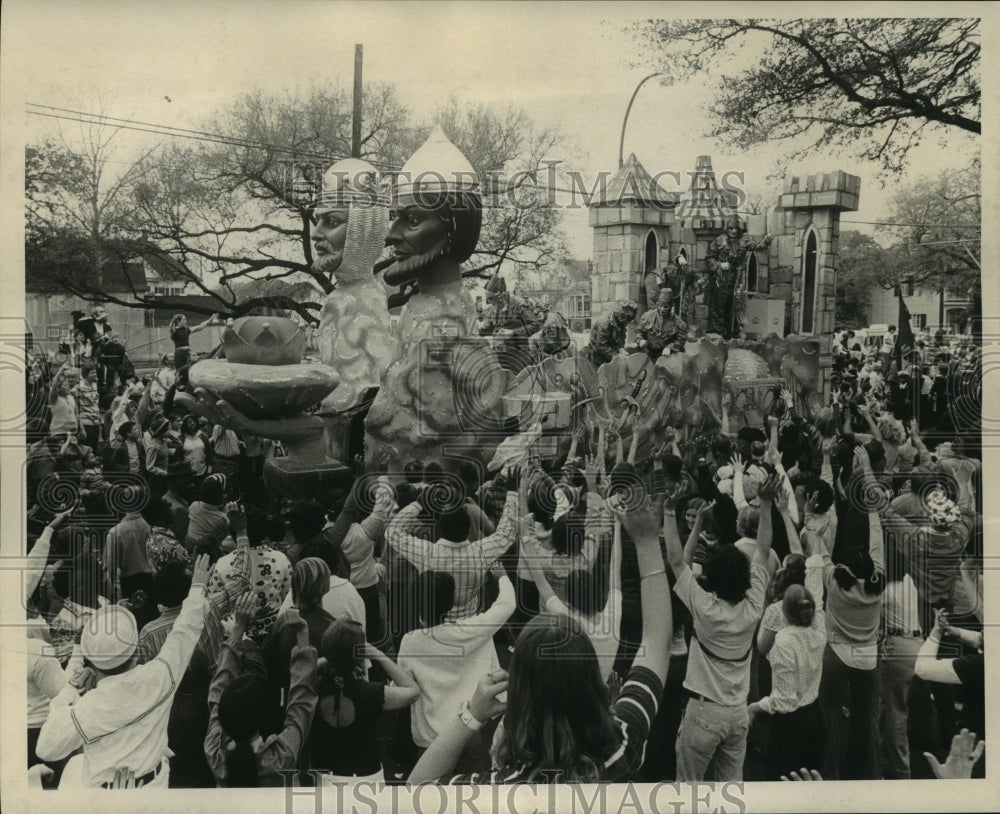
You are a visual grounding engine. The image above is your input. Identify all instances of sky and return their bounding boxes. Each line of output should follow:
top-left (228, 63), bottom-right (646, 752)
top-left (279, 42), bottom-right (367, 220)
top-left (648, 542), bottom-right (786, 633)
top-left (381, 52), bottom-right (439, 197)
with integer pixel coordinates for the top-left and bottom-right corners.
top-left (2, 1), bottom-right (987, 260)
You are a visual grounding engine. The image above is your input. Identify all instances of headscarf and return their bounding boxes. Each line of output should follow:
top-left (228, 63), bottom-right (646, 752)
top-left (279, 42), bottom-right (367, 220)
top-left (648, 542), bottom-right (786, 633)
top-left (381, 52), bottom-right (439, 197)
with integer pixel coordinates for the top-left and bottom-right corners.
top-left (926, 490), bottom-right (960, 529)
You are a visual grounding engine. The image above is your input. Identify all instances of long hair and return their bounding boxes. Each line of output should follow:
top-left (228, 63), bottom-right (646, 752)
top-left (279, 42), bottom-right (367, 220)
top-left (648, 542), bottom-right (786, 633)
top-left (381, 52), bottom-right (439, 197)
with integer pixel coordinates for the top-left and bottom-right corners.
top-left (292, 557), bottom-right (331, 610)
top-left (317, 619), bottom-right (366, 724)
top-left (768, 552), bottom-right (806, 605)
top-left (492, 615), bottom-right (618, 782)
top-left (781, 584), bottom-right (816, 628)
top-left (218, 674), bottom-right (264, 787)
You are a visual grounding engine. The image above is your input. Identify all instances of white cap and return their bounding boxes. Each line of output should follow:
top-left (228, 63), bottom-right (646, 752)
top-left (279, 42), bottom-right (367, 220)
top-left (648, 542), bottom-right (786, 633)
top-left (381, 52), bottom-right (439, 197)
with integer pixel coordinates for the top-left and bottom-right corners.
top-left (315, 157), bottom-right (387, 212)
top-left (80, 605), bottom-right (139, 671)
top-left (394, 125), bottom-right (479, 206)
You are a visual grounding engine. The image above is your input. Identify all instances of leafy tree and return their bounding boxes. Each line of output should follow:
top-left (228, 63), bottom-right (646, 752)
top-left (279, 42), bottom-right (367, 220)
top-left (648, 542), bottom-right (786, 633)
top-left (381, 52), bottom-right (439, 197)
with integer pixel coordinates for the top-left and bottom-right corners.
top-left (431, 98), bottom-right (568, 281)
top-left (878, 154), bottom-right (980, 290)
top-left (835, 230), bottom-right (885, 328)
top-left (630, 18), bottom-right (980, 173)
top-left (27, 84), bottom-right (570, 320)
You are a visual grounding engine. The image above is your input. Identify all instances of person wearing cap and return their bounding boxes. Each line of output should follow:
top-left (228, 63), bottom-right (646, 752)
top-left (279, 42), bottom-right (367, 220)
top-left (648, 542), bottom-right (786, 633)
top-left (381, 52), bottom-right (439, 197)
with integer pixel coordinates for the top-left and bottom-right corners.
top-left (478, 276), bottom-right (542, 374)
top-left (636, 288), bottom-right (687, 360)
top-left (143, 413), bottom-right (172, 480)
top-left (89, 306), bottom-right (132, 391)
top-left (364, 126), bottom-right (506, 471)
top-left (889, 368), bottom-right (916, 423)
top-left (35, 553), bottom-right (212, 788)
top-left (882, 487), bottom-right (976, 638)
top-left (584, 301), bottom-right (638, 367)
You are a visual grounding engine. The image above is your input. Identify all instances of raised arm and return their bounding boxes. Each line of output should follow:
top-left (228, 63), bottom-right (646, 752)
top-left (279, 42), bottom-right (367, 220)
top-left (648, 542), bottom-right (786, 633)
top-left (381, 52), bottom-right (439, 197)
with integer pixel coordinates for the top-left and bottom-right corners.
top-left (613, 488), bottom-right (672, 684)
top-left (731, 452), bottom-right (748, 510)
top-left (914, 610), bottom-right (961, 685)
top-left (683, 498), bottom-right (714, 567)
top-left (854, 447), bottom-right (885, 576)
top-left (478, 491), bottom-right (520, 562)
top-left (775, 487), bottom-right (802, 557)
top-left (658, 485), bottom-right (685, 578)
top-left (754, 474), bottom-right (779, 567)
top-left (385, 498), bottom-right (432, 567)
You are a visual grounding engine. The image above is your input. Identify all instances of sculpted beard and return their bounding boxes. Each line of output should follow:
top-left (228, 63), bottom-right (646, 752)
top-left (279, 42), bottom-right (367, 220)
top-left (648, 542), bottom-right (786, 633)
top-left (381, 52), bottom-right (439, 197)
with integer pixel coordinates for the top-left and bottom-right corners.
top-left (312, 249), bottom-right (344, 276)
top-left (383, 237), bottom-right (450, 286)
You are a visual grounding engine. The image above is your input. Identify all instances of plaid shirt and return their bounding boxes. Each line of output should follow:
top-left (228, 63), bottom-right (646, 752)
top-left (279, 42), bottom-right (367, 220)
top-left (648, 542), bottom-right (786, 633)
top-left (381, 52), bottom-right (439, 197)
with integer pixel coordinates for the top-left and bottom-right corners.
top-left (387, 492), bottom-right (519, 620)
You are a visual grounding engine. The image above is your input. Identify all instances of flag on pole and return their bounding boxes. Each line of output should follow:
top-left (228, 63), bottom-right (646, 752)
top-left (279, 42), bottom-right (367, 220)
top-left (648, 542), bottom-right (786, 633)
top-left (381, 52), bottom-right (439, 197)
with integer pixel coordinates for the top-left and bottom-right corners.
top-left (894, 287), bottom-right (915, 369)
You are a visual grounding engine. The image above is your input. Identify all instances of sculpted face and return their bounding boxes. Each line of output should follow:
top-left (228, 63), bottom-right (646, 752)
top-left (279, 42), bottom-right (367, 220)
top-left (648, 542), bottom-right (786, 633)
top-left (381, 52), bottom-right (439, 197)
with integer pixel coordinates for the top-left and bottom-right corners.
top-left (311, 209), bottom-right (349, 274)
top-left (383, 204), bottom-right (451, 286)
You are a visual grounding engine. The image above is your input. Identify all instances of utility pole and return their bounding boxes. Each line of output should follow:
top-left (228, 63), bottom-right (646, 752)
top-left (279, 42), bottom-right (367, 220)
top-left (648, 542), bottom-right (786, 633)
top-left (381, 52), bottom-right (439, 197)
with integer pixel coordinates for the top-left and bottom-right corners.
top-left (352, 44), bottom-right (363, 158)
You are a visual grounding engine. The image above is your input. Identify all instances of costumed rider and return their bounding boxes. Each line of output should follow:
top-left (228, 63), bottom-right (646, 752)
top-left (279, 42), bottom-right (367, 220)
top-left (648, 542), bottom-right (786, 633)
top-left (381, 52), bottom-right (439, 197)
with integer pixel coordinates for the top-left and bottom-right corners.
top-left (478, 275), bottom-right (543, 374)
top-left (584, 301), bottom-right (638, 367)
top-left (636, 288), bottom-right (687, 360)
top-left (364, 126), bottom-right (507, 473)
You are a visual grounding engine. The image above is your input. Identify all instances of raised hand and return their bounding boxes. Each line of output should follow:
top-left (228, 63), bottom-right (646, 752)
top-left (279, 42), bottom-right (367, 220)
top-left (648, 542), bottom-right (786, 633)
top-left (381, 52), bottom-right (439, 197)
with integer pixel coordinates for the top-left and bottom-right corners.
top-left (610, 487), bottom-right (664, 543)
top-left (226, 502), bottom-right (248, 537)
top-left (757, 473), bottom-right (781, 503)
top-left (780, 768), bottom-right (823, 781)
top-left (853, 445), bottom-right (872, 472)
top-left (469, 669), bottom-right (509, 723)
top-left (48, 506), bottom-right (76, 529)
top-left (232, 591), bottom-right (256, 633)
top-left (190, 553), bottom-right (211, 587)
top-left (775, 484), bottom-right (790, 514)
top-left (696, 499), bottom-right (716, 520)
top-left (924, 729), bottom-right (985, 779)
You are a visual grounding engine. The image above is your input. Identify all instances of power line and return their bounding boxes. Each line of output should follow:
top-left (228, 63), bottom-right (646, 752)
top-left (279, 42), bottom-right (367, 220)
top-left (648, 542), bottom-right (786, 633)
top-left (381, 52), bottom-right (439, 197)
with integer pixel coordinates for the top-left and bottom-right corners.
top-left (25, 105), bottom-right (986, 221)
top-left (841, 219), bottom-right (980, 229)
top-left (27, 106), bottom-right (376, 167)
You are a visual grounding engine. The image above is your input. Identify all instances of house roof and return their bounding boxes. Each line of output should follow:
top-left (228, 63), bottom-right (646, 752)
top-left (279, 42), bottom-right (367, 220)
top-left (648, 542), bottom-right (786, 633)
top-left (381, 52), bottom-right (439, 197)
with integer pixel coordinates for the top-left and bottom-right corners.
top-left (590, 153), bottom-right (676, 207)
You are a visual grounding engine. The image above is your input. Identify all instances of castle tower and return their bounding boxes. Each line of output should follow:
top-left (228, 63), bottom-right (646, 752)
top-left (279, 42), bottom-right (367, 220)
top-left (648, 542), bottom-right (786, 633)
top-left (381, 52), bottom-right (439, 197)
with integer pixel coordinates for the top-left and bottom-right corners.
top-left (588, 153), bottom-right (676, 323)
top-left (767, 170), bottom-right (861, 402)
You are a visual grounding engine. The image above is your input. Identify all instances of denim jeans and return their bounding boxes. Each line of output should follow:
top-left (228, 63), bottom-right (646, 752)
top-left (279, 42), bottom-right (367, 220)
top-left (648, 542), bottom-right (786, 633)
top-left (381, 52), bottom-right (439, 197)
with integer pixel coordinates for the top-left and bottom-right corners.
top-left (675, 697), bottom-right (750, 782)
top-left (877, 634), bottom-right (921, 779)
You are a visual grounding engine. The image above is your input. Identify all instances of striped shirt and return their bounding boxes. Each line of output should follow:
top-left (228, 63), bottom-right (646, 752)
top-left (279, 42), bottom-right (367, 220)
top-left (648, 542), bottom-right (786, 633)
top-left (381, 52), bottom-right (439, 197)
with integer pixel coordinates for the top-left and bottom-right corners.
top-left (446, 665), bottom-right (662, 783)
top-left (75, 379), bottom-right (101, 425)
top-left (756, 556), bottom-right (827, 715)
top-left (139, 541), bottom-right (252, 666)
top-left (387, 492), bottom-right (519, 620)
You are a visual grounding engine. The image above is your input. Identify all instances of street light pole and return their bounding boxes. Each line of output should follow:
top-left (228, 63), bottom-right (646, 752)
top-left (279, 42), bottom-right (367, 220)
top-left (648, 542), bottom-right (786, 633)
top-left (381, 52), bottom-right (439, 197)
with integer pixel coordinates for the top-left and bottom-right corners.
top-left (618, 72), bottom-right (665, 168)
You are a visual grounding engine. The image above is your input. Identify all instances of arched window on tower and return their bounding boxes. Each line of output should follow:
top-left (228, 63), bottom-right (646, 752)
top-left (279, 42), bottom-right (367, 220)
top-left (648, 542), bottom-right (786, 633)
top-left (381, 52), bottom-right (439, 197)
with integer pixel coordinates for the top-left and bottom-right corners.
top-left (746, 253), bottom-right (759, 296)
top-left (801, 228), bottom-right (819, 334)
top-left (645, 231), bottom-right (658, 272)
